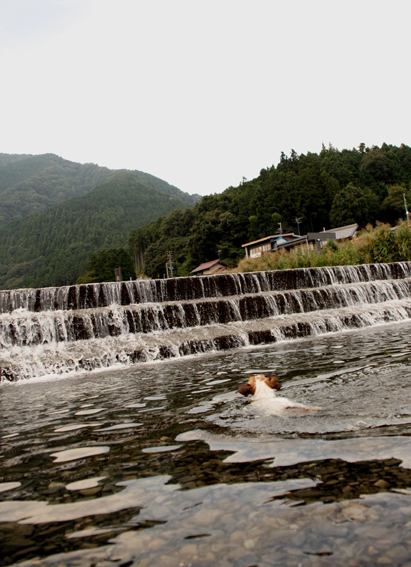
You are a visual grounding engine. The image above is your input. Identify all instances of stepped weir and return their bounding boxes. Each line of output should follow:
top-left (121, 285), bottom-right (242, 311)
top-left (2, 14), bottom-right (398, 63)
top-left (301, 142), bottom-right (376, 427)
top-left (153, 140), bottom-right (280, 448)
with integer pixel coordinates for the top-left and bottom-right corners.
top-left (2, 262), bottom-right (411, 382)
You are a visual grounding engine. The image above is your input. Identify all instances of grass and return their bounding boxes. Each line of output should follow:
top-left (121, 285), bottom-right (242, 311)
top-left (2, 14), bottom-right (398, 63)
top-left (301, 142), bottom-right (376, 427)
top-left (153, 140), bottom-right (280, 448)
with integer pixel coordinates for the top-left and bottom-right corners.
top-left (233, 221), bottom-right (411, 273)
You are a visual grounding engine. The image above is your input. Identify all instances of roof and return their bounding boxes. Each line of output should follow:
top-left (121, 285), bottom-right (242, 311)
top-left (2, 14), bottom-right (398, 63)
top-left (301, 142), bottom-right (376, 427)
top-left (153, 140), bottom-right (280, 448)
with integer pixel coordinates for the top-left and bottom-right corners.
top-left (276, 235), bottom-right (309, 249)
top-left (190, 259), bottom-right (227, 274)
top-left (324, 223), bottom-right (358, 240)
top-left (322, 223), bottom-right (358, 234)
top-left (213, 265), bottom-right (228, 274)
top-left (242, 233), bottom-right (299, 248)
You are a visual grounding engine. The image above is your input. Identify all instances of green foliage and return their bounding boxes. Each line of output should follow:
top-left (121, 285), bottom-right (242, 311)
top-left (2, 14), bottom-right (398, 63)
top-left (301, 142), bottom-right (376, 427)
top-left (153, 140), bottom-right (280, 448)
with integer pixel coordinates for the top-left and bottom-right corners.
top-left (382, 185), bottom-right (411, 225)
top-left (396, 221), bottom-right (411, 259)
top-left (77, 248), bottom-right (136, 284)
top-left (0, 153), bottom-right (199, 230)
top-left (271, 212), bottom-right (282, 233)
top-left (0, 172), bottom-right (191, 290)
top-left (129, 143), bottom-right (411, 279)
top-left (329, 182), bottom-right (370, 227)
top-left (234, 221), bottom-right (411, 273)
top-left (3, 143), bottom-right (411, 288)
top-left (0, 154), bottom-right (115, 228)
top-left (359, 222), bottom-right (411, 264)
top-left (0, 153), bottom-right (32, 167)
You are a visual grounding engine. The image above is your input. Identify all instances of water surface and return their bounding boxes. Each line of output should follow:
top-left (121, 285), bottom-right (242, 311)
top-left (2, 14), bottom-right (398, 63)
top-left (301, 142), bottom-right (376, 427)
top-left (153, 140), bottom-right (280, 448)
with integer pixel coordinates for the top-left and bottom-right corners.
top-left (2, 321), bottom-right (411, 566)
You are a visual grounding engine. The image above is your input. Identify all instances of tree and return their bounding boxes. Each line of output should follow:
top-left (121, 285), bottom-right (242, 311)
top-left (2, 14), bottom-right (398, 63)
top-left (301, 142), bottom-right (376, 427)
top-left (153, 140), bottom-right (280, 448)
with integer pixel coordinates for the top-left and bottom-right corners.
top-left (330, 183), bottom-right (369, 228)
top-left (381, 185), bottom-right (411, 225)
top-left (76, 248), bottom-right (136, 284)
top-left (248, 215), bottom-right (259, 240)
top-left (360, 147), bottom-right (393, 184)
top-left (271, 212), bottom-right (282, 234)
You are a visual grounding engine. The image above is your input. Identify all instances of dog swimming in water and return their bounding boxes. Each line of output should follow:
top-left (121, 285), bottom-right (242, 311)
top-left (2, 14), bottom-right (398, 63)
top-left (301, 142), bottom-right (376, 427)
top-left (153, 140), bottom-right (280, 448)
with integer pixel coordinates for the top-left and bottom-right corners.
top-left (238, 375), bottom-right (320, 412)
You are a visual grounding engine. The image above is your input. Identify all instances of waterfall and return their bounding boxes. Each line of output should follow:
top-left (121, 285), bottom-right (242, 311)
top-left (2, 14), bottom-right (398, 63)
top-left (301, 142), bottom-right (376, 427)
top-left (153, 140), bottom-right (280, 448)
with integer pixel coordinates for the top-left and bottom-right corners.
top-left (2, 262), bottom-right (411, 382)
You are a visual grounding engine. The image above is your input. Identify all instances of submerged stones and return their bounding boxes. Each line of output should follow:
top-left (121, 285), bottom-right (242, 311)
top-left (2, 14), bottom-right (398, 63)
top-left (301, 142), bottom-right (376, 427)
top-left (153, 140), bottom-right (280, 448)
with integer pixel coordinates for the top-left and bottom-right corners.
top-left (2, 333), bottom-right (411, 566)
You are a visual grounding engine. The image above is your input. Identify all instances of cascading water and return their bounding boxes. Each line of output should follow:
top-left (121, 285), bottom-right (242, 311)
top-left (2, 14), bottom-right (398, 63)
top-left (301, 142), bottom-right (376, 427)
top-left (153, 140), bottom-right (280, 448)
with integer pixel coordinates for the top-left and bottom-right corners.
top-left (2, 262), bottom-right (411, 382)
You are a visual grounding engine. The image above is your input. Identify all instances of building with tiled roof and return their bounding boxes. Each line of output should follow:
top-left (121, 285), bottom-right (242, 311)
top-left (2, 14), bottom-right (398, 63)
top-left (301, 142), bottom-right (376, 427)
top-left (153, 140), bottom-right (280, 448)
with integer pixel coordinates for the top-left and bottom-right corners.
top-left (190, 259), bottom-right (229, 276)
top-left (242, 224), bottom-right (358, 257)
top-left (241, 233), bottom-right (300, 259)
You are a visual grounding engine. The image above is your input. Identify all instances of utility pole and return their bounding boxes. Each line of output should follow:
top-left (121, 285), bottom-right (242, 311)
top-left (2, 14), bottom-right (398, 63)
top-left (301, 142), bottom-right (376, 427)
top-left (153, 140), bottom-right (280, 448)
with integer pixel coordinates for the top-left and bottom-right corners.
top-left (404, 193), bottom-right (410, 226)
top-left (293, 216), bottom-right (302, 236)
top-left (278, 222), bottom-right (283, 235)
top-left (166, 251), bottom-right (174, 278)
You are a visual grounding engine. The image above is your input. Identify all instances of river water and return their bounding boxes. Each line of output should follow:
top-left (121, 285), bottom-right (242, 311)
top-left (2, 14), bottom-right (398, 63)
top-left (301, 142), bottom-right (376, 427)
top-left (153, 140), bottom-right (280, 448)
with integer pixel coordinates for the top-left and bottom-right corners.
top-left (3, 319), bottom-right (411, 566)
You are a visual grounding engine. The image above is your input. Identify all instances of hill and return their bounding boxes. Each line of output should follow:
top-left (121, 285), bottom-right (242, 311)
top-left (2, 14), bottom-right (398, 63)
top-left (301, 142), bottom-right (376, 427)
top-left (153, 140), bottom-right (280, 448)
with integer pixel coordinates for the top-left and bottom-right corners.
top-left (0, 153), bottom-right (33, 167)
top-left (129, 143), bottom-right (411, 278)
top-left (0, 154), bottom-right (114, 228)
top-left (0, 171), bottom-right (191, 289)
top-left (0, 153), bottom-right (200, 229)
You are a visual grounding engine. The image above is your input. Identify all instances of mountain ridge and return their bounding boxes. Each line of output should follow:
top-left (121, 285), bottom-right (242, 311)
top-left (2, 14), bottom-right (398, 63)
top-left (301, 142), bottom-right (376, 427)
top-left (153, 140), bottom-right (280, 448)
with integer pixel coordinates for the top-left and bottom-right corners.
top-left (0, 152), bottom-right (199, 229)
top-left (0, 170), bottom-right (193, 289)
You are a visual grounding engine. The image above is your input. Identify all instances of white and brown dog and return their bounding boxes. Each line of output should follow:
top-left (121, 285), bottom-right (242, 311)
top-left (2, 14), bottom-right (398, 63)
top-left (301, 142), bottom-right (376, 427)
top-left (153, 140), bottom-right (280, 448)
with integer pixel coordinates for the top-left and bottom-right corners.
top-left (238, 375), bottom-right (319, 411)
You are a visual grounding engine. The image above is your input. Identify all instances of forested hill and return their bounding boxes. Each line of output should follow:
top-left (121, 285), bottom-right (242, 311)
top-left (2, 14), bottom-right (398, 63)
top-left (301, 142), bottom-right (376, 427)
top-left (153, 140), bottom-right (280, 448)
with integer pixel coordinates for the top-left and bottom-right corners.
top-left (129, 143), bottom-right (411, 278)
top-left (0, 153), bottom-right (33, 167)
top-left (0, 153), bottom-right (200, 229)
top-left (0, 154), bottom-right (114, 228)
top-left (0, 171), bottom-right (191, 290)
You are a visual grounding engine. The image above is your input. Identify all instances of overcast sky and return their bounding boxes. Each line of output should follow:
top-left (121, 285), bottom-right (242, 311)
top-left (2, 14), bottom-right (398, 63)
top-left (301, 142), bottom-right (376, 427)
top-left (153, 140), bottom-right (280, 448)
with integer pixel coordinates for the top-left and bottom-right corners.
top-left (1, 0), bottom-right (410, 196)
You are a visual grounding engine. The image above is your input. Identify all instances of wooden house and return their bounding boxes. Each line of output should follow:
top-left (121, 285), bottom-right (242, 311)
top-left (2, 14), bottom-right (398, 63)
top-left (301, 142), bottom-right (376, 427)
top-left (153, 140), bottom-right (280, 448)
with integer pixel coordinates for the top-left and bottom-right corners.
top-left (190, 259), bottom-right (229, 276)
top-left (241, 233), bottom-right (300, 259)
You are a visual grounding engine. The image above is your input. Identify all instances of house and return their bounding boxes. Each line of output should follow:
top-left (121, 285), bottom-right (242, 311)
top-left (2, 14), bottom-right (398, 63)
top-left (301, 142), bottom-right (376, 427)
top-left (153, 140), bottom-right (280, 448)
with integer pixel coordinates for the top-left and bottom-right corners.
top-left (190, 259), bottom-right (229, 276)
top-left (305, 223), bottom-right (358, 250)
top-left (241, 233), bottom-right (300, 259)
top-left (241, 224), bottom-right (358, 257)
top-left (276, 223), bottom-right (359, 252)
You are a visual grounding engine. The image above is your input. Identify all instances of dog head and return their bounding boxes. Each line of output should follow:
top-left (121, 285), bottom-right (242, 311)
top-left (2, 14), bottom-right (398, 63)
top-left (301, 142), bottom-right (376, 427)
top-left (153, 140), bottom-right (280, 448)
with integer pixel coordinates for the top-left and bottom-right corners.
top-left (238, 375), bottom-right (282, 397)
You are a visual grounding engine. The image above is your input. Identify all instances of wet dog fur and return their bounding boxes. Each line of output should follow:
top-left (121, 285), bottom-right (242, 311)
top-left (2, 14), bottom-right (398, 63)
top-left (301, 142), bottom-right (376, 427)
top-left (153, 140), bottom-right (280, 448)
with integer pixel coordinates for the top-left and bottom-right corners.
top-left (238, 374), bottom-right (320, 411)
top-left (238, 375), bottom-right (282, 397)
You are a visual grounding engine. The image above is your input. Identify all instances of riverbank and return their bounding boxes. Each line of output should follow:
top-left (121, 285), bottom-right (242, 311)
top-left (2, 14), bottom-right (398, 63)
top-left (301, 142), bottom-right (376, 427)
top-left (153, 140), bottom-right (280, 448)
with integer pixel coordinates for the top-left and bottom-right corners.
top-left (234, 221), bottom-right (411, 273)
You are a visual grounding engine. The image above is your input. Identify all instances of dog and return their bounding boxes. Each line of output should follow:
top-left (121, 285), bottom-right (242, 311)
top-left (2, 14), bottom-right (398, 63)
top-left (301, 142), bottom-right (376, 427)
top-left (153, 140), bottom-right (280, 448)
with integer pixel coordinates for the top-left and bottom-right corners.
top-left (238, 375), bottom-right (320, 411)
top-left (238, 375), bottom-right (282, 399)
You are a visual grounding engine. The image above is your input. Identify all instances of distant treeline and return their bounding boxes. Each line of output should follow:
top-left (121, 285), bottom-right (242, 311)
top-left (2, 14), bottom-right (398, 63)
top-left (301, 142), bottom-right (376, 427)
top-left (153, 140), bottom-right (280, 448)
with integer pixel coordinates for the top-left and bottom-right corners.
top-left (0, 152), bottom-right (201, 230)
top-left (2, 144), bottom-right (411, 289)
top-left (128, 143), bottom-right (411, 279)
top-left (0, 172), bottom-right (191, 290)
top-left (0, 153), bottom-right (114, 228)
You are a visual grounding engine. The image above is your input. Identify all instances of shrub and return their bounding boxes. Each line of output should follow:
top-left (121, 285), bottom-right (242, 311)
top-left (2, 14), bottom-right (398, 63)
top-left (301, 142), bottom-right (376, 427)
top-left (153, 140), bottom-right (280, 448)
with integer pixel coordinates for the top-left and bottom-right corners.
top-left (233, 221), bottom-right (411, 273)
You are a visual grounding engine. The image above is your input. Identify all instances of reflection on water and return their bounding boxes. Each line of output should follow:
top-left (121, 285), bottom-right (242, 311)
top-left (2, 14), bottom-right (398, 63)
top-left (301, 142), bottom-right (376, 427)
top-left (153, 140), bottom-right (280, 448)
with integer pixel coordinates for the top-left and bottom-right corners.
top-left (50, 447), bottom-right (110, 463)
top-left (2, 321), bottom-right (411, 565)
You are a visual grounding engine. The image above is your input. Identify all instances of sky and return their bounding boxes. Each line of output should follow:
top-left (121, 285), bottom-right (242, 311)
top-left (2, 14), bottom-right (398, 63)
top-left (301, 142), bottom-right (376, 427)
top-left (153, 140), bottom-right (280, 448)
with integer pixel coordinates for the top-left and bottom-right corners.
top-left (1, 0), bottom-right (410, 197)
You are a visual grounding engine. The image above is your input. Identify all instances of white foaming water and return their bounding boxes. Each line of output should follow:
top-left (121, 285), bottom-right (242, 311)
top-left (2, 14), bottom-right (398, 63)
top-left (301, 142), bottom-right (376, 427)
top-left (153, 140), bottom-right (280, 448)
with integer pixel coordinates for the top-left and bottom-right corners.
top-left (2, 264), bottom-right (411, 383)
top-left (2, 298), bottom-right (411, 383)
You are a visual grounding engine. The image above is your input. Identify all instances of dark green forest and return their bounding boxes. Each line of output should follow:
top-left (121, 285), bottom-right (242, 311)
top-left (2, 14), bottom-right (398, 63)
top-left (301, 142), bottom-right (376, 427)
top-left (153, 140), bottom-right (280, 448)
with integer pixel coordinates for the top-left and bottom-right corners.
top-left (0, 153), bottom-right (200, 229)
top-left (0, 172), bottom-right (191, 289)
top-left (0, 154), bottom-right (114, 228)
top-left (129, 143), bottom-right (411, 279)
top-left (0, 153), bottom-right (33, 167)
top-left (2, 144), bottom-right (411, 289)
top-left (76, 248), bottom-right (136, 284)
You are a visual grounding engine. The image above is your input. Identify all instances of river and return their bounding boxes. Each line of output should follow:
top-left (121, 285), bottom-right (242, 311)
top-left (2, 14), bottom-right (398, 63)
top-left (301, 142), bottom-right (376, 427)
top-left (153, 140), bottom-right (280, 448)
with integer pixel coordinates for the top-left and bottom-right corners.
top-left (2, 319), bottom-right (411, 566)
